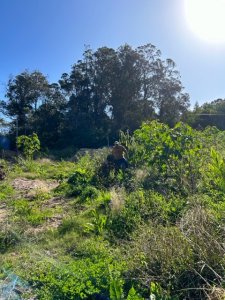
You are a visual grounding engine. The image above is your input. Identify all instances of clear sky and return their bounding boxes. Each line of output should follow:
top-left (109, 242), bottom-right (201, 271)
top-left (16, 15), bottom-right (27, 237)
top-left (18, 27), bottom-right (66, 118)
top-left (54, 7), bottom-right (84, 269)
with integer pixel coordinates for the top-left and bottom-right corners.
top-left (1, 0), bottom-right (225, 107)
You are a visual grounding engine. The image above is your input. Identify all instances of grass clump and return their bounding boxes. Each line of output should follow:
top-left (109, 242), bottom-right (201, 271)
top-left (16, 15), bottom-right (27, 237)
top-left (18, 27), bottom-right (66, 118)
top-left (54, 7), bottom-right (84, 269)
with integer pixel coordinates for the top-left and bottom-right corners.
top-left (0, 182), bottom-right (14, 201)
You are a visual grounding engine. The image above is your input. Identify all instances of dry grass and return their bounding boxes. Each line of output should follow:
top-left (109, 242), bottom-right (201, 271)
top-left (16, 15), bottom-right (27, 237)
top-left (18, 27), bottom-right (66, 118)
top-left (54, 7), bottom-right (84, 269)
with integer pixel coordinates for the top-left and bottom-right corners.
top-left (109, 187), bottom-right (126, 212)
top-left (207, 287), bottom-right (225, 300)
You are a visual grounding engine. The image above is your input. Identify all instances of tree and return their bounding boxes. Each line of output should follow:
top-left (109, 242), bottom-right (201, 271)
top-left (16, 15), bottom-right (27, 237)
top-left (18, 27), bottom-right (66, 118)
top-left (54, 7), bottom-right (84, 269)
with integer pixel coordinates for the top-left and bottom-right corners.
top-left (60, 44), bottom-right (190, 147)
top-left (136, 46), bottom-right (189, 126)
top-left (109, 44), bottom-right (149, 133)
top-left (187, 98), bottom-right (225, 130)
top-left (1, 70), bottom-right (49, 136)
top-left (59, 47), bottom-right (113, 147)
top-left (108, 44), bottom-right (189, 131)
top-left (33, 83), bottom-right (67, 148)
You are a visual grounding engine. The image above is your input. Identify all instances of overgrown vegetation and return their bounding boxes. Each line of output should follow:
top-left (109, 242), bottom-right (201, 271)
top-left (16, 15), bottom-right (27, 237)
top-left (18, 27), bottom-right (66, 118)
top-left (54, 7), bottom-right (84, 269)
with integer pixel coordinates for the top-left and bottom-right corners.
top-left (0, 121), bottom-right (225, 299)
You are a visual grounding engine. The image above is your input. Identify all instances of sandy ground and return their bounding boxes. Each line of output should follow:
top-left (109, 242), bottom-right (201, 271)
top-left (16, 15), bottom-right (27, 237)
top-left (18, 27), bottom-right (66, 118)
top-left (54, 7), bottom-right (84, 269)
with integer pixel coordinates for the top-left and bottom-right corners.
top-left (12, 178), bottom-right (59, 192)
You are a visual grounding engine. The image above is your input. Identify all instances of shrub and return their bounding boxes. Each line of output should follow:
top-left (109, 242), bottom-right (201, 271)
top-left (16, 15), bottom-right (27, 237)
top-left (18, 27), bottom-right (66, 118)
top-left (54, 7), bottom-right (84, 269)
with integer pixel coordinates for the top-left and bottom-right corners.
top-left (126, 225), bottom-right (193, 298)
top-left (67, 168), bottom-right (90, 186)
top-left (24, 254), bottom-right (124, 299)
top-left (17, 133), bottom-right (40, 160)
top-left (79, 186), bottom-right (100, 203)
top-left (128, 121), bottom-right (203, 195)
top-left (107, 191), bottom-right (142, 240)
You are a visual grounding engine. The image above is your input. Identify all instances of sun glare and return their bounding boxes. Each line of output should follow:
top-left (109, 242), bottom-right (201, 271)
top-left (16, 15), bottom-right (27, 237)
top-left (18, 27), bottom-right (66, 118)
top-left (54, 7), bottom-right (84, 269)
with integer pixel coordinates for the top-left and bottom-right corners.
top-left (184, 0), bottom-right (225, 43)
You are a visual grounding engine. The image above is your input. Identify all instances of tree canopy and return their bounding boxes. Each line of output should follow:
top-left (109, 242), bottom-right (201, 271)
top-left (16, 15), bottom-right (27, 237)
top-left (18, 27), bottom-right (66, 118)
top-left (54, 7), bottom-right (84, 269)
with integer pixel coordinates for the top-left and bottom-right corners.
top-left (187, 98), bottom-right (225, 130)
top-left (1, 44), bottom-right (190, 149)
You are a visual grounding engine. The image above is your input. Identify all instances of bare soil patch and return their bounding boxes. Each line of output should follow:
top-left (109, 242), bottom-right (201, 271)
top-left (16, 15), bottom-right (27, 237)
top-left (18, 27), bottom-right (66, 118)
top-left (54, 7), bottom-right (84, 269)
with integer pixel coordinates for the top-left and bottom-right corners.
top-left (12, 178), bottom-right (59, 192)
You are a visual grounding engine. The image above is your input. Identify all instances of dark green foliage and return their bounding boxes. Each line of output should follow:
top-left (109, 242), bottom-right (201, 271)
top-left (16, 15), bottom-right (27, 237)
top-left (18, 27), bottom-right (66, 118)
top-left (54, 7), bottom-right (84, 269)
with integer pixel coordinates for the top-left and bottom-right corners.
top-left (79, 186), bottom-right (100, 203)
top-left (62, 168), bottom-right (100, 199)
top-left (107, 204), bottom-right (141, 240)
top-left (187, 98), bottom-right (225, 130)
top-left (1, 71), bottom-right (50, 136)
top-left (60, 44), bottom-right (189, 146)
top-left (58, 217), bottom-right (82, 235)
top-left (107, 190), bottom-right (186, 240)
top-left (67, 169), bottom-right (90, 186)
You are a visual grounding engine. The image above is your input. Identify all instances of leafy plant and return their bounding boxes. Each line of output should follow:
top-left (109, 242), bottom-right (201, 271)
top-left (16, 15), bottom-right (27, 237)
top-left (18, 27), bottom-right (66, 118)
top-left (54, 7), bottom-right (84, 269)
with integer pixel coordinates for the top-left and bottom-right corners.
top-left (0, 182), bottom-right (14, 201)
top-left (205, 148), bottom-right (225, 192)
top-left (110, 277), bottom-right (124, 300)
top-left (91, 209), bottom-right (107, 235)
top-left (127, 286), bottom-right (144, 300)
top-left (17, 133), bottom-right (40, 160)
top-left (129, 121), bottom-right (203, 195)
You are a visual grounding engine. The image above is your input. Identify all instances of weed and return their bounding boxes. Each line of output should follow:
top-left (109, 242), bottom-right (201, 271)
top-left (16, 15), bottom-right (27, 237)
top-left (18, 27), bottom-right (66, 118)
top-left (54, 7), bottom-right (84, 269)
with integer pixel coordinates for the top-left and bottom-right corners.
top-left (0, 182), bottom-right (14, 201)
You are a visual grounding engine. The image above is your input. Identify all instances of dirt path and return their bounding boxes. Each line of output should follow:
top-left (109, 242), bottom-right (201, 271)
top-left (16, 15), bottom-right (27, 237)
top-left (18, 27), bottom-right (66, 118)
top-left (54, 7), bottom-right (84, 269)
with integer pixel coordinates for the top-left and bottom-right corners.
top-left (12, 178), bottom-right (59, 193)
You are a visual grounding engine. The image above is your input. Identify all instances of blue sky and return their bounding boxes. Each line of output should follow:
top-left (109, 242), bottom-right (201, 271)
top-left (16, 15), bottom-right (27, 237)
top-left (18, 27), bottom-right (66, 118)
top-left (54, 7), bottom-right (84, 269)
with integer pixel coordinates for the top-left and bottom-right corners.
top-left (1, 0), bottom-right (225, 107)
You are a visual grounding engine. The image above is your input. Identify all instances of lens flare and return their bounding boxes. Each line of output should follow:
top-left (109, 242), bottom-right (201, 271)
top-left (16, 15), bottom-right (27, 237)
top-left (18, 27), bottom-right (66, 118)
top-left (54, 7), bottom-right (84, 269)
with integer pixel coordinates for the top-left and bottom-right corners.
top-left (184, 0), bottom-right (225, 43)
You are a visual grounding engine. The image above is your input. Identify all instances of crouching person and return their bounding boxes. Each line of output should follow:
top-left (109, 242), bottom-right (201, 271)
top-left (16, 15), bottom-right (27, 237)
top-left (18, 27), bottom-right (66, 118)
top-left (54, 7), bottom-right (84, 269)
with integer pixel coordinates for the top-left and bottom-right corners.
top-left (111, 141), bottom-right (128, 170)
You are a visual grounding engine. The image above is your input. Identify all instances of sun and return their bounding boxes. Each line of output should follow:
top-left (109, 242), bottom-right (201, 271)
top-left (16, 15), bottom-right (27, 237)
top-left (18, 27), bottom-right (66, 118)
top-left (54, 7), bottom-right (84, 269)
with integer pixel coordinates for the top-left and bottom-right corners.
top-left (184, 0), bottom-right (225, 43)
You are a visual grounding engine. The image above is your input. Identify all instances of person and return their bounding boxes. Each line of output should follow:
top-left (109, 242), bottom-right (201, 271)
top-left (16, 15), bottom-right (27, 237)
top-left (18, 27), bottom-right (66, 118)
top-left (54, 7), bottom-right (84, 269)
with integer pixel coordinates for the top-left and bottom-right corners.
top-left (111, 141), bottom-right (128, 169)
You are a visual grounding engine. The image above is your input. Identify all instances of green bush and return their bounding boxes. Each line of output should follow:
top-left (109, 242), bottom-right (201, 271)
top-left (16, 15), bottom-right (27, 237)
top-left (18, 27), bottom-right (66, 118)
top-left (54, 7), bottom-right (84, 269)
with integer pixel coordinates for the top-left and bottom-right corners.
top-left (79, 186), bottom-right (100, 203)
top-left (17, 133), bottom-right (40, 160)
top-left (124, 121), bottom-right (204, 195)
top-left (107, 190), bottom-right (187, 240)
top-left (107, 191), bottom-right (142, 240)
top-left (67, 168), bottom-right (90, 185)
top-left (24, 255), bottom-right (124, 300)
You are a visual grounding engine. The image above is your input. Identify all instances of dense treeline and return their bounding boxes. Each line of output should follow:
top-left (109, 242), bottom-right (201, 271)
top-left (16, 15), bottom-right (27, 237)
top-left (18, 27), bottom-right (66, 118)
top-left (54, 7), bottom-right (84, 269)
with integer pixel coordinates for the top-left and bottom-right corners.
top-left (0, 43), bottom-right (190, 149)
top-left (187, 98), bottom-right (225, 130)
